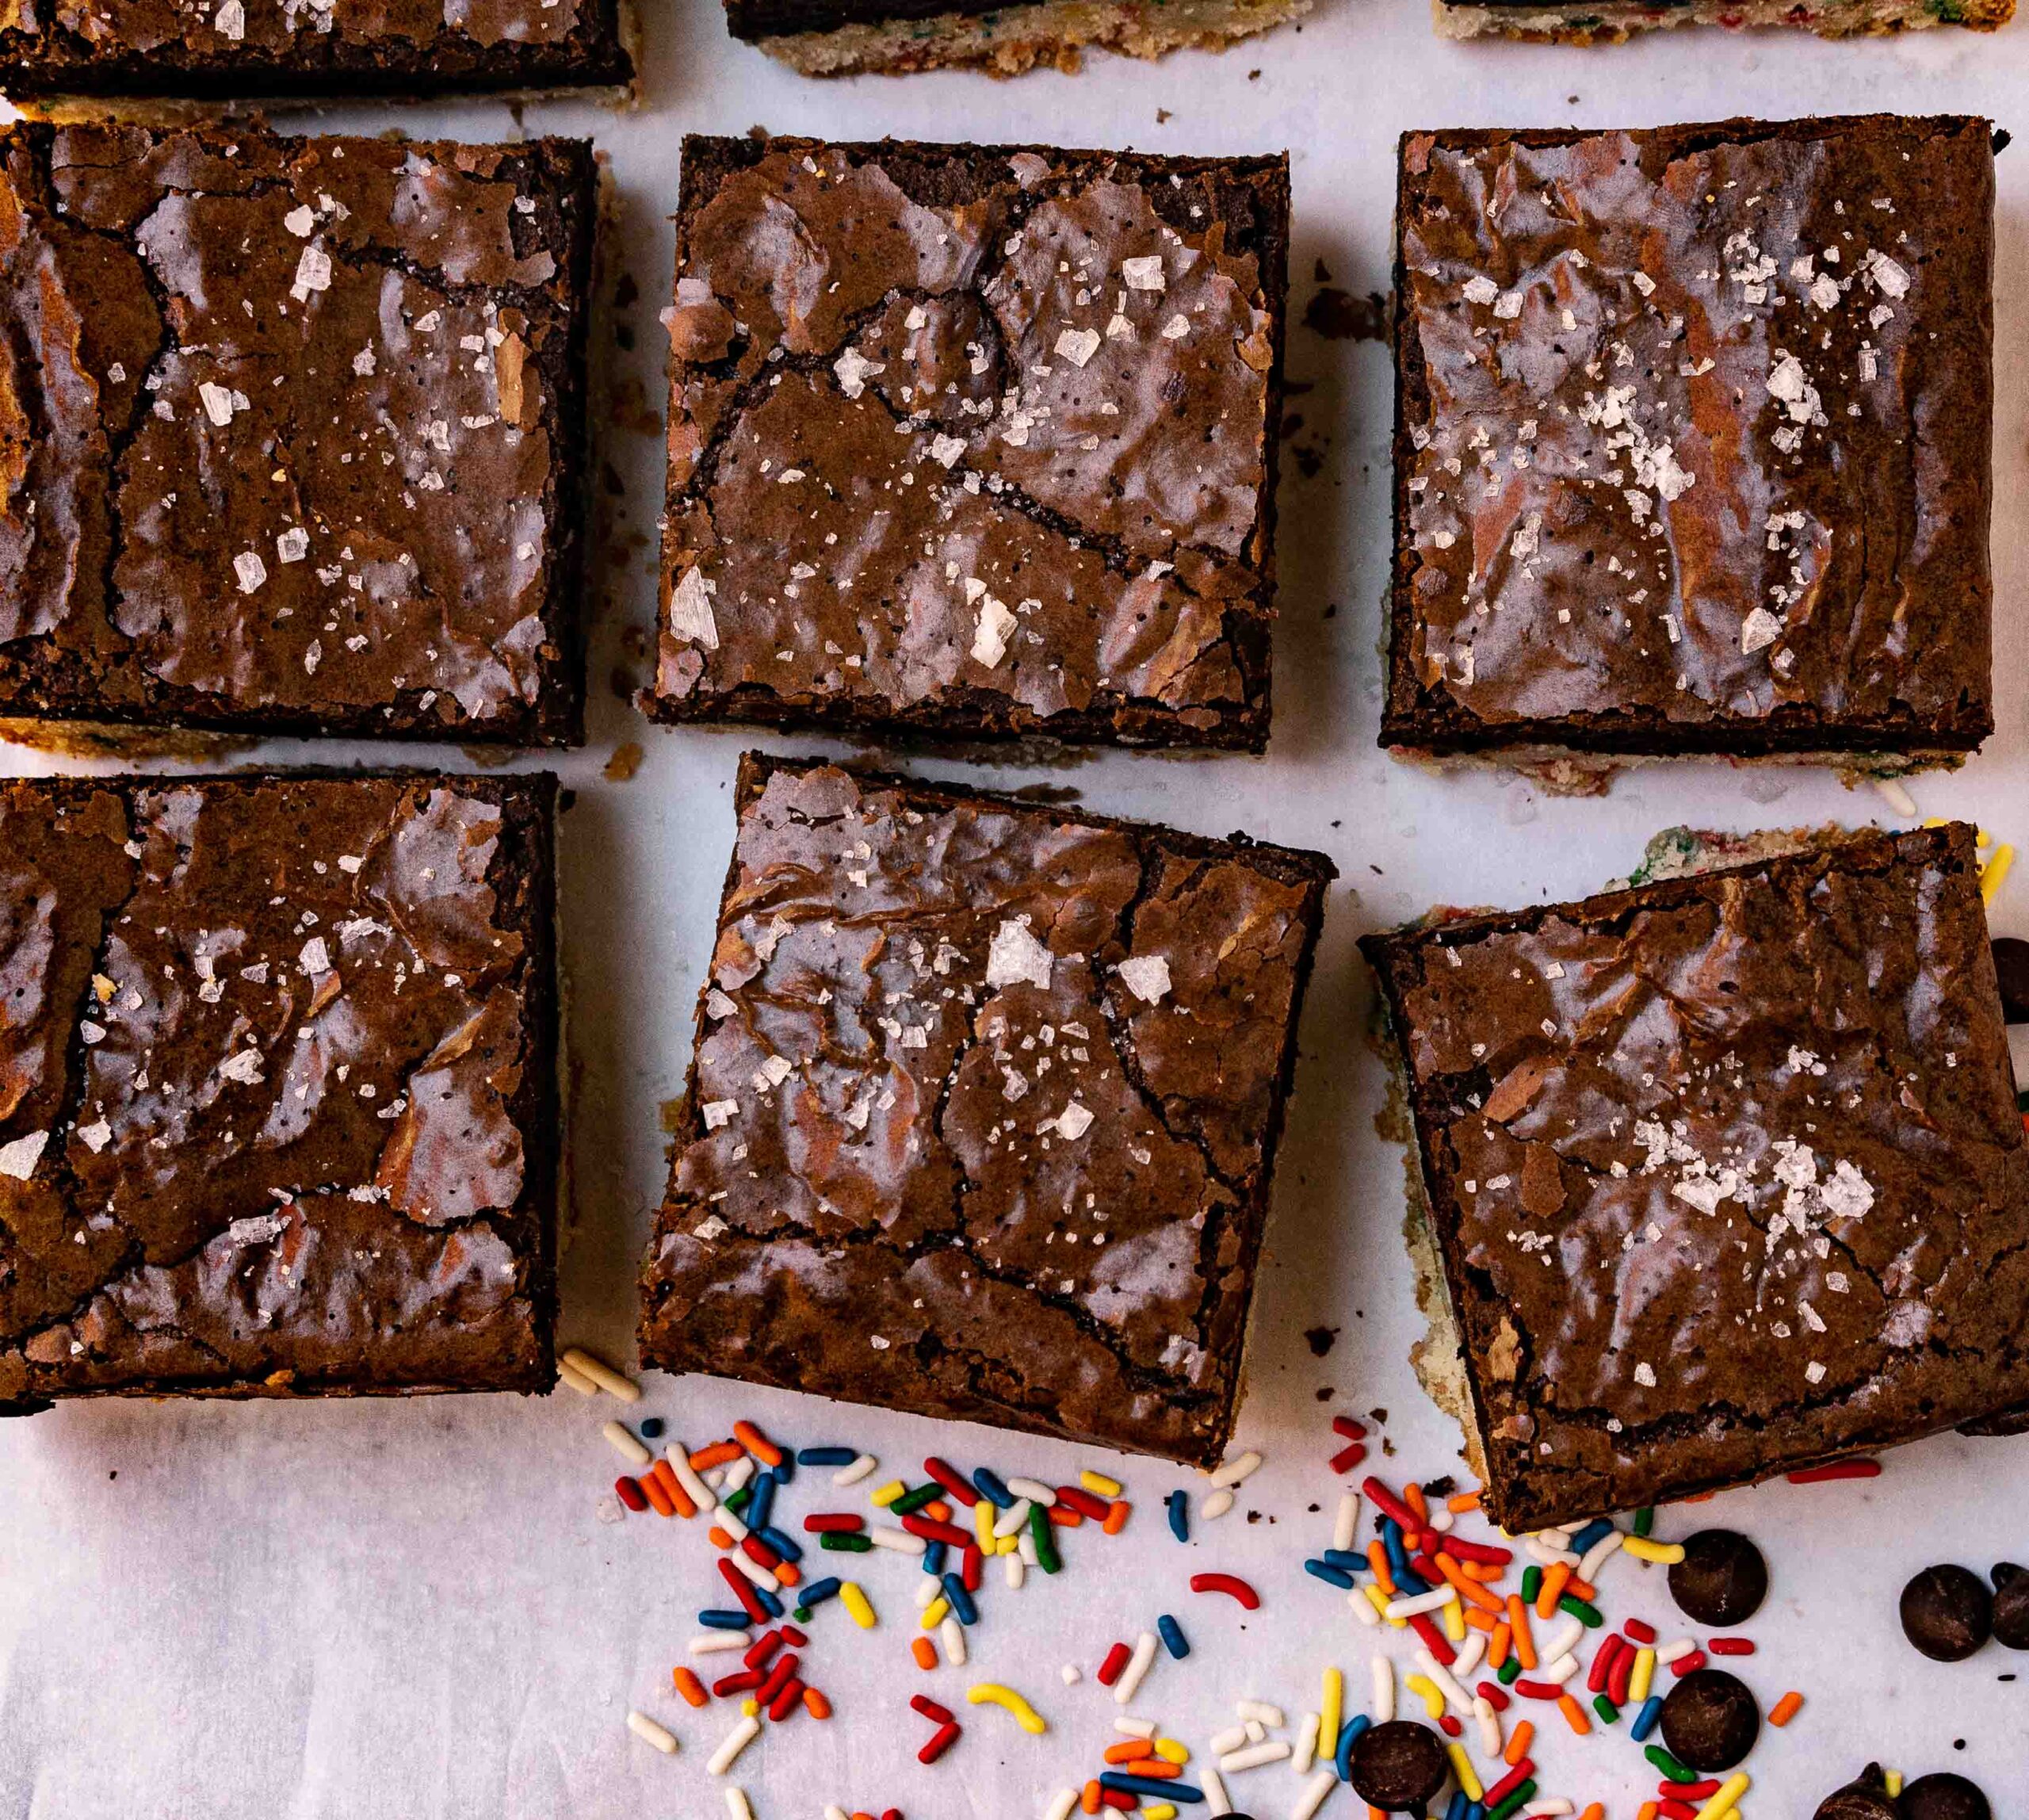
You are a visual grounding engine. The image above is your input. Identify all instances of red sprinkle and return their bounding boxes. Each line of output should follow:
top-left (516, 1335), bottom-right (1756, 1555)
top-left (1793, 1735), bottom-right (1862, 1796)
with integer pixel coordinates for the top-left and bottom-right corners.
top-left (1587, 1635), bottom-right (1622, 1695)
top-left (744, 1631), bottom-right (785, 1671)
top-left (1475, 1681), bottom-right (1511, 1713)
top-left (1330, 1441), bottom-right (1370, 1474)
top-left (1607, 1639), bottom-right (1636, 1707)
top-left (1332, 1416), bottom-right (1368, 1440)
top-left (1708, 1638), bottom-right (1756, 1657)
top-left (923, 1458), bottom-right (980, 1507)
top-left (719, 1557), bottom-right (768, 1623)
top-left (614, 1476), bottom-right (648, 1512)
top-left (803, 1513), bottom-right (865, 1533)
top-left (781, 1625), bottom-right (808, 1647)
top-left (1099, 1792), bottom-right (1136, 1812)
top-left (919, 1721), bottom-right (961, 1765)
top-left (1484, 1762), bottom-right (1534, 1807)
top-left (755, 1653), bottom-right (799, 1706)
top-left (713, 1669), bottom-right (763, 1697)
top-left (1623, 1618), bottom-right (1658, 1645)
top-left (1670, 1650), bottom-right (1709, 1677)
top-left (1442, 1538), bottom-right (1513, 1568)
top-left (1097, 1642), bottom-right (1133, 1685)
top-left (961, 1545), bottom-right (984, 1593)
top-left (1513, 1680), bottom-right (1564, 1701)
top-left (1668, 1783), bottom-right (1723, 1803)
top-left (1188, 1573), bottom-right (1262, 1610)
top-left (1362, 1477), bottom-right (1421, 1533)
top-left (1439, 1714), bottom-right (1463, 1738)
top-left (766, 1677), bottom-right (804, 1722)
top-left (900, 1513), bottom-right (973, 1551)
top-left (1408, 1613), bottom-right (1455, 1666)
top-left (911, 1695), bottom-right (955, 1724)
top-left (1057, 1485), bottom-right (1111, 1520)
top-left (742, 1534), bottom-right (782, 1571)
top-left (1660, 1802), bottom-right (1698, 1820)
top-left (1786, 1459), bottom-right (1881, 1483)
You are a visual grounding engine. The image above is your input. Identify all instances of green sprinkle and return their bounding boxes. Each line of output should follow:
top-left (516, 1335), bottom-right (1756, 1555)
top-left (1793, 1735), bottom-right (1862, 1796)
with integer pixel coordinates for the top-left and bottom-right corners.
top-left (1496, 1656), bottom-right (1521, 1686)
top-left (1488, 1780), bottom-right (1537, 1820)
top-left (1633, 1506), bottom-right (1655, 1538)
top-left (1592, 1694), bottom-right (1620, 1724)
top-left (820, 1531), bottom-right (873, 1553)
top-left (889, 1482), bottom-right (943, 1516)
top-left (1559, 1594), bottom-right (1603, 1628)
top-left (724, 1485), bottom-right (752, 1516)
top-left (1520, 1565), bottom-right (1542, 1604)
top-left (1646, 1745), bottom-right (1697, 1783)
top-left (1031, 1501), bottom-right (1062, 1574)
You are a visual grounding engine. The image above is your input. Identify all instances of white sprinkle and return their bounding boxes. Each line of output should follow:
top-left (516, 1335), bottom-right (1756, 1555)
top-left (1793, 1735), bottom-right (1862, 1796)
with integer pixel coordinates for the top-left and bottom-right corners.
top-left (1209, 1448), bottom-right (1262, 1489)
top-left (705, 1714), bottom-right (758, 1776)
top-left (1216, 1739), bottom-right (1290, 1774)
top-left (560, 1347), bottom-right (641, 1403)
top-left (602, 1420), bottom-right (651, 1466)
top-left (833, 1453), bottom-right (877, 1486)
top-left (1115, 1715), bottom-right (1158, 1738)
top-left (1372, 1656), bottom-right (1395, 1723)
top-left (1114, 1631), bottom-right (1158, 1704)
top-left (625, 1711), bottom-right (678, 1754)
top-left (940, 1615), bottom-right (968, 1666)
top-left (866, 1525), bottom-right (927, 1555)
top-left (1332, 1489), bottom-right (1361, 1552)
top-left (1236, 1700), bottom-right (1284, 1726)
top-left (1202, 1488), bottom-right (1236, 1520)
top-left (1201, 1766), bottom-right (1232, 1817)
top-left (669, 1451), bottom-right (718, 1513)
top-left (724, 1789), bottom-right (754, 1820)
top-left (689, 1630), bottom-right (748, 1654)
top-left (1291, 1711), bottom-right (1320, 1774)
top-left (1293, 1771), bottom-right (1338, 1820)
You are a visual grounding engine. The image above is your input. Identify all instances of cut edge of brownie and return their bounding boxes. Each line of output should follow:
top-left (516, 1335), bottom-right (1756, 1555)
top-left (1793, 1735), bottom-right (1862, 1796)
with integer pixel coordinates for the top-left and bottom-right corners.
top-left (1430, 0), bottom-right (2016, 40)
top-left (1381, 115), bottom-right (1996, 769)
top-left (1359, 820), bottom-right (2017, 1528)
top-left (0, 767), bottom-right (562, 1416)
top-left (648, 132), bottom-right (1290, 757)
top-left (637, 751), bottom-right (1335, 1467)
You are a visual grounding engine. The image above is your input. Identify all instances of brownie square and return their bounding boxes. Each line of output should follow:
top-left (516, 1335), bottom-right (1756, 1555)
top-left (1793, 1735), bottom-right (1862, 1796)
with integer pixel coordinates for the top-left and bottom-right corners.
top-left (1384, 117), bottom-right (1994, 764)
top-left (0, 772), bottom-right (559, 1414)
top-left (0, 0), bottom-right (631, 99)
top-left (651, 136), bottom-right (1290, 753)
top-left (639, 755), bottom-right (1334, 1464)
top-left (1361, 824), bottom-right (2029, 1528)
top-left (0, 123), bottom-right (596, 746)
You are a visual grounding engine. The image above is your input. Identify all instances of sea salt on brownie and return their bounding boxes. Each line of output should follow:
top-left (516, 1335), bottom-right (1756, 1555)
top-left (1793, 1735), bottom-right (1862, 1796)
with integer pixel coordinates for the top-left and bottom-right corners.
top-left (1361, 823), bottom-right (2029, 1529)
top-left (1383, 117), bottom-right (1994, 778)
top-left (651, 136), bottom-right (1289, 753)
top-left (638, 755), bottom-right (1333, 1465)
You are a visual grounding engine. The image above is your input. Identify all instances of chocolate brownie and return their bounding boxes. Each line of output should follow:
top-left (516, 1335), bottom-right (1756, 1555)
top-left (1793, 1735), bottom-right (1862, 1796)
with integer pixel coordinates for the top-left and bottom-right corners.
top-left (0, 122), bottom-right (596, 746)
top-left (1361, 823), bottom-right (2029, 1528)
top-left (638, 755), bottom-right (1334, 1464)
top-left (0, 772), bottom-right (559, 1414)
top-left (1385, 117), bottom-right (1994, 767)
top-left (651, 136), bottom-right (1289, 753)
top-left (1431, 0), bottom-right (2014, 40)
top-left (0, 0), bottom-right (631, 99)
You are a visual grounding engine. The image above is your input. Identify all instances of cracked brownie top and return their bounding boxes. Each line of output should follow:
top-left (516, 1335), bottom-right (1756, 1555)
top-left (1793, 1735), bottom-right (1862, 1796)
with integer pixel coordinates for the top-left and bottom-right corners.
top-left (650, 136), bottom-right (1290, 752)
top-left (0, 772), bottom-right (558, 1413)
top-left (0, 123), bottom-right (594, 744)
top-left (639, 756), bottom-right (1333, 1464)
top-left (1385, 116), bottom-right (1993, 759)
top-left (1362, 823), bottom-right (2029, 1529)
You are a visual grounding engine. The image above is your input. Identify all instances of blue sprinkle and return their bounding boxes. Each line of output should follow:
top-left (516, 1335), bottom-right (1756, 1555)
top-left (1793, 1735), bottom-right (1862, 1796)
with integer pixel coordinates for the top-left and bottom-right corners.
top-left (1569, 1517), bottom-right (1614, 1555)
top-left (746, 1473), bottom-right (775, 1533)
top-left (941, 1572), bottom-right (979, 1626)
top-left (1467, 1807), bottom-right (1487, 1820)
top-left (797, 1576), bottom-right (842, 1608)
top-left (971, 1466), bottom-right (1014, 1508)
top-left (752, 1583), bottom-right (784, 1619)
top-left (1334, 1712), bottom-right (1370, 1781)
top-left (1157, 1613), bottom-right (1190, 1659)
top-left (1630, 1694), bottom-right (1664, 1742)
top-left (638, 1417), bottom-right (666, 1440)
top-left (1396, 1566), bottom-right (1434, 1596)
top-left (1305, 1558), bottom-right (1356, 1590)
top-left (797, 1446), bottom-right (856, 1466)
top-left (1446, 1793), bottom-right (1470, 1820)
top-left (923, 1540), bottom-right (947, 1577)
top-left (1320, 1548), bottom-right (1366, 1572)
top-left (772, 1454), bottom-right (794, 1485)
top-left (1099, 1773), bottom-right (1202, 1804)
top-left (757, 1524), bottom-right (803, 1564)
top-left (697, 1608), bottom-right (751, 1630)
top-left (1165, 1489), bottom-right (1190, 1543)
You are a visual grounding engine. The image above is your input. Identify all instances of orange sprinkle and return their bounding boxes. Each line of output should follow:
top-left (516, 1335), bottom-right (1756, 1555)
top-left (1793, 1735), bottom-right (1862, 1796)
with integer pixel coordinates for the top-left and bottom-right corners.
top-left (1050, 1506), bottom-right (1085, 1528)
top-left (1557, 1693), bottom-right (1591, 1737)
top-left (1683, 1491), bottom-right (1718, 1503)
top-left (1103, 1501), bottom-right (1132, 1535)
top-left (775, 1562), bottom-right (801, 1589)
top-left (1578, 1807), bottom-right (1605, 1820)
top-left (1487, 1620), bottom-right (1511, 1669)
top-left (1769, 1690), bottom-right (1805, 1728)
top-left (1103, 1742), bottom-right (1147, 1765)
top-left (1505, 1595), bottom-right (1538, 1670)
top-left (706, 1524), bottom-right (734, 1550)
top-left (803, 1687), bottom-right (832, 1720)
top-left (1504, 1719), bottom-right (1533, 1768)
top-left (1639, 1806), bottom-right (1660, 1820)
top-left (1534, 1562), bottom-right (1572, 1619)
top-left (1368, 1541), bottom-right (1399, 1597)
top-left (640, 1473), bottom-right (676, 1519)
top-left (1566, 1574), bottom-right (1597, 1603)
top-left (1404, 1482), bottom-right (1428, 1523)
top-left (690, 1440), bottom-right (742, 1470)
top-left (1082, 1781), bottom-right (1102, 1815)
top-left (910, 1637), bottom-right (937, 1670)
top-left (1465, 1605), bottom-right (1500, 1636)
top-left (1447, 1490), bottom-right (1482, 1514)
top-left (924, 1500), bottom-right (952, 1524)
top-left (1124, 1761), bottom-right (1180, 1780)
top-left (1459, 1560), bottom-right (1505, 1582)
top-left (1436, 1554), bottom-right (1505, 1614)
top-left (733, 1420), bottom-right (781, 1466)
top-left (649, 1458), bottom-right (695, 1519)
top-left (673, 1666), bottom-right (708, 1707)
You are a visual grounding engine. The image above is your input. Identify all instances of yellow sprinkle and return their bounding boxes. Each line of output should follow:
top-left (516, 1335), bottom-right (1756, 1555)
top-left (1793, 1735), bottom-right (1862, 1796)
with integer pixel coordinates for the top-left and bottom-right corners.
top-left (1153, 1738), bottom-right (1190, 1765)
top-left (1977, 827), bottom-right (1994, 848)
top-left (967, 1681), bottom-right (1048, 1734)
top-left (1692, 1773), bottom-right (1751, 1820)
top-left (1143, 1808), bottom-right (1177, 1820)
top-left (1441, 1597), bottom-right (1467, 1642)
top-left (1319, 1666), bottom-right (1343, 1758)
top-left (1364, 1583), bottom-right (1404, 1628)
top-left (740, 1697), bottom-right (758, 1718)
top-left (974, 1498), bottom-right (996, 1550)
top-left (1885, 1772), bottom-right (1905, 1799)
top-left (1621, 1537), bottom-right (1685, 1566)
top-left (870, 1479), bottom-right (906, 1507)
top-left (921, 1597), bottom-right (950, 1630)
top-left (996, 1534), bottom-right (1020, 1556)
top-left (1079, 1469), bottom-right (1124, 1498)
top-left (1404, 1673), bottom-right (1445, 1721)
top-left (1447, 1742), bottom-right (1484, 1803)
top-left (839, 1581), bottom-right (876, 1629)
top-left (1982, 844), bottom-right (2014, 904)
top-left (1630, 1646), bottom-right (1656, 1706)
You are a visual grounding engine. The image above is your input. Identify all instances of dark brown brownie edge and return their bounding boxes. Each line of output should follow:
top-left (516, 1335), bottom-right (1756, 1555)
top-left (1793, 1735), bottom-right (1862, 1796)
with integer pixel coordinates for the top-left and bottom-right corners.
top-left (1380, 116), bottom-right (1996, 759)
top-left (1356, 824), bottom-right (2010, 1524)
top-left (0, 4), bottom-right (630, 98)
top-left (645, 133), bottom-right (1289, 756)
top-left (723, 0), bottom-right (1014, 40)
top-left (0, 132), bottom-right (598, 749)
top-left (0, 768), bottom-right (561, 1417)
top-left (637, 752), bottom-right (1335, 1466)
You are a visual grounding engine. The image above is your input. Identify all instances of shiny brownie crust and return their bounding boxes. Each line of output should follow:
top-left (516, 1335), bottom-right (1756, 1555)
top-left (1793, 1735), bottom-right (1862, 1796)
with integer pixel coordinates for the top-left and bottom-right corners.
top-left (0, 0), bottom-right (630, 98)
top-left (1384, 117), bottom-right (1994, 759)
top-left (0, 123), bottom-right (596, 746)
top-left (1361, 824), bottom-right (2029, 1528)
top-left (0, 772), bottom-right (559, 1414)
top-left (651, 136), bottom-right (1290, 752)
top-left (639, 755), bottom-right (1334, 1464)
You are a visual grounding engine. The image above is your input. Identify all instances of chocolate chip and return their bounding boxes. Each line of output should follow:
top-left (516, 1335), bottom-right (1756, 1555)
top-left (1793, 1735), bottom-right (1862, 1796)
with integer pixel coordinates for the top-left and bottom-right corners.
top-left (1813, 1764), bottom-right (1901, 1820)
top-left (1901, 1773), bottom-right (1993, 1820)
top-left (1667, 1528), bottom-right (1768, 1627)
top-left (1991, 1562), bottom-right (2029, 1650)
top-left (1658, 1667), bottom-right (1760, 1772)
top-left (1348, 1720), bottom-right (1450, 1811)
top-left (1990, 936), bottom-right (2029, 1022)
top-left (1900, 1564), bottom-right (1994, 1661)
